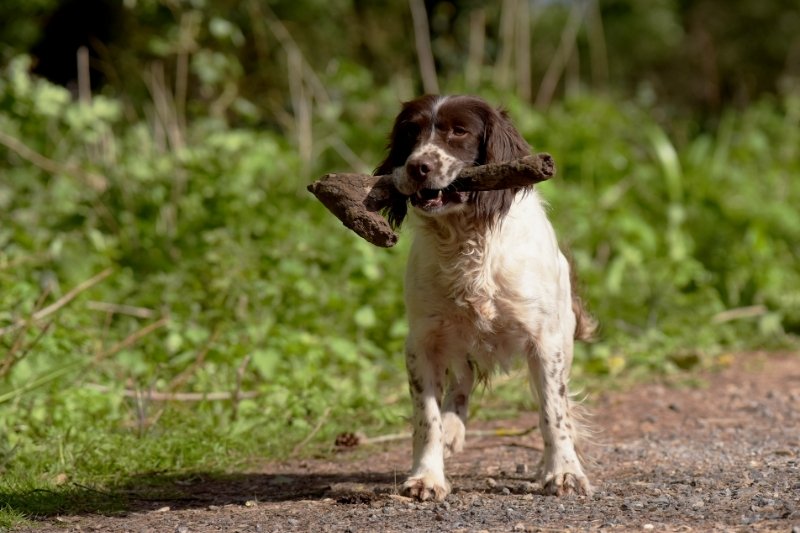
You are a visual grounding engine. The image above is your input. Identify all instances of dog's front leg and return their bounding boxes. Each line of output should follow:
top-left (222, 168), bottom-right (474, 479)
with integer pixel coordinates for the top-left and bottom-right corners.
top-left (402, 347), bottom-right (450, 501)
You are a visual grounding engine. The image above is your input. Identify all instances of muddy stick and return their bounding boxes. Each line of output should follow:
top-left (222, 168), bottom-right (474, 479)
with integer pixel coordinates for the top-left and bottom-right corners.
top-left (307, 153), bottom-right (556, 248)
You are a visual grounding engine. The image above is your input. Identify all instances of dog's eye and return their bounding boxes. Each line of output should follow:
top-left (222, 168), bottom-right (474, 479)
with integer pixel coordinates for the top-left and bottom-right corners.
top-left (451, 126), bottom-right (468, 137)
top-left (398, 122), bottom-right (421, 141)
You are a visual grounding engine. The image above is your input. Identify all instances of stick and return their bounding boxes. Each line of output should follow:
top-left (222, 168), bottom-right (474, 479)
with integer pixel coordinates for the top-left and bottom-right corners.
top-left (291, 407), bottom-right (332, 456)
top-left (168, 327), bottom-right (220, 389)
top-left (307, 153), bottom-right (555, 248)
top-left (0, 130), bottom-right (107, 191)
top-left (335, 424), bottom-right (539, 448)
top-left (712, 305), bottom-right (768, 323)
top-left (92, 316), bottom-right (169, 363)
top-left (231, 354), bottom-right (251, 421)
top-left (86, 301), bottom-right (156, 319)
top-left (84, 383), bottom-right (261, 402)
top-left (0, 268), bottom-right (113, 337)
top-left (408, 0), bottom-right (439, 94)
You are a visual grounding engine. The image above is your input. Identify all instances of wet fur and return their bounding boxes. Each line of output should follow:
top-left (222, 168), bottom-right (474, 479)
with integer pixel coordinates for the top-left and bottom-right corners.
top-left (375, 95), bottom-right (596, 501)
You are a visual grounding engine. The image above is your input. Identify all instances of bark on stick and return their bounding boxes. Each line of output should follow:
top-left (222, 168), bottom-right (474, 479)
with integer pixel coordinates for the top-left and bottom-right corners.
top-left (307, 153), bottom-right (555, 247)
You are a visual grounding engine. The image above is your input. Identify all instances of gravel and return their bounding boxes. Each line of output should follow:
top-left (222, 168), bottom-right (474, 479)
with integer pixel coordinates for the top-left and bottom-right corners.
top-left (18, 352), bottom-right (800, 532)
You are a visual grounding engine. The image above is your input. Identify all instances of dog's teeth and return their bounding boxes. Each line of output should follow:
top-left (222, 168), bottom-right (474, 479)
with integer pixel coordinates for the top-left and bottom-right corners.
top-left (437, 190), bottom-right (442, 199)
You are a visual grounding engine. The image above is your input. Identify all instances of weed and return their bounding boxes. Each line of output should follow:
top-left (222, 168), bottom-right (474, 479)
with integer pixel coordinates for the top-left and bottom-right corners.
top-left (0, 58), bottom-right (798, 523)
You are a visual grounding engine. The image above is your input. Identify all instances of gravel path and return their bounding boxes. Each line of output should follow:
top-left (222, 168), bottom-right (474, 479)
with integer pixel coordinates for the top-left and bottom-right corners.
top-left (19, 352), bottom-right (800, 532)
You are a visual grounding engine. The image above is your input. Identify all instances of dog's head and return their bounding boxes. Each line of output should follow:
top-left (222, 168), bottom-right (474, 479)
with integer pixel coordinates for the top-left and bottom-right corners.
top-left (375, 95), bottom-right (531, 228)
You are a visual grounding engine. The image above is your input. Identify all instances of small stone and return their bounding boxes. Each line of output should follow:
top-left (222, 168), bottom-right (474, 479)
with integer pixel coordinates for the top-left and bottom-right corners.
top-left (287, 518), bottom-right (299, 526)
top-left (154, 506), bottom-right (170, 513)
top-left (502, 487), bottom-right (511, 495)
top-left (653, 496), bottom-right (670, 506)
top-left (516, 464), bottom-right (528, 474)
top-left (643, 524), bottom-right (654, 530)
top-left (513, 523), bottom-right (526, 531)
top-left (622, 501), bottom-right (644, 511)
top-left (486, 478), bottom-right (498, 488)
top-left (245, 500), bottom-right (257, 507)
top-left (175, 525), bottom-right (189, 533)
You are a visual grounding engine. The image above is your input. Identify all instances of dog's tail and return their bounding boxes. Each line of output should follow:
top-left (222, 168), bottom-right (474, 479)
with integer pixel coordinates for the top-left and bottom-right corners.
top-left (572, 292), bottom-right (597, 342)
top-left (567, 253), bottom-right (598, 342)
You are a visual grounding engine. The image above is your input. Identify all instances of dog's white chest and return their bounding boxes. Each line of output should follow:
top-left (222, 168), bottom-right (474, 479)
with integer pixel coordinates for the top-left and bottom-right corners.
top-left (436, 238), bottom-right (501, 331)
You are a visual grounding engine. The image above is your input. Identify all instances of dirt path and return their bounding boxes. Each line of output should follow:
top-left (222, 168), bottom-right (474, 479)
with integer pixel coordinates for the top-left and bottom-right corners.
top-left (21, 352), bottom-right (800, 532)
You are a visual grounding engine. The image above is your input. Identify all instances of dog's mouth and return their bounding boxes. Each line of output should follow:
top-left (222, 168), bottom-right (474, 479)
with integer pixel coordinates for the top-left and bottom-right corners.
top-left (409, 188), bottom-right (468, 211)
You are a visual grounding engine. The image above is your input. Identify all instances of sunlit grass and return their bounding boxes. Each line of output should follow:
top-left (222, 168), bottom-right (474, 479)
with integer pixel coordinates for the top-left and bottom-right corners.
top-left (1, 59), bottom-right (798, 526)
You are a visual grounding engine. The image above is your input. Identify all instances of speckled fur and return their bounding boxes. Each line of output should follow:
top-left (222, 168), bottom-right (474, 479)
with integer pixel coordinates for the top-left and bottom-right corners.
top-left (376, 95), bottom-right (596, 501)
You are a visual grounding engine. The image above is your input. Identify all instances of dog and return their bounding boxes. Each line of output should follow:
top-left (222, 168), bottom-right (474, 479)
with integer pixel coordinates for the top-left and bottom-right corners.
top-left (375, 95), bottom-right (596, 501)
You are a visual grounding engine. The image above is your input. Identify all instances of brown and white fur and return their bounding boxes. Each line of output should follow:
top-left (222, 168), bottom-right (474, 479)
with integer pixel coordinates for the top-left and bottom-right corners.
top-left (375, 95), bottom-right (596, 501)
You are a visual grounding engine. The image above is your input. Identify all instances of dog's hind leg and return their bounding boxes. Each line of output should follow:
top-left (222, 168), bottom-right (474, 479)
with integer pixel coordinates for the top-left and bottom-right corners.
top-left (526, 329), bottom-right (592, 496)
top-left (441, 358), bottom-right (474, 457)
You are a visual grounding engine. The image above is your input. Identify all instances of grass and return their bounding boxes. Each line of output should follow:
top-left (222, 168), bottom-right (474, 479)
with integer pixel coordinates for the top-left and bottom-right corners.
top-left (1, 56), bottom-right (799, 525)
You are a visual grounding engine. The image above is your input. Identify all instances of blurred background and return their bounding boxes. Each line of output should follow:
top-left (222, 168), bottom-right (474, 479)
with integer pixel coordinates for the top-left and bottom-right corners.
top-left (1, 0), bottom-right (799, 511)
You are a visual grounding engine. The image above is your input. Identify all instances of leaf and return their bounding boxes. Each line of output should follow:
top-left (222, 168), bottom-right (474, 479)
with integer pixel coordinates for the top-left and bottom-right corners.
top-left (354, 306), bottom-right (377, 330)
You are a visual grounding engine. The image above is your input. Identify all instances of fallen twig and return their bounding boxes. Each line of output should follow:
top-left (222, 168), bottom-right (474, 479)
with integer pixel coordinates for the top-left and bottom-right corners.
top-left (0, 129), bottom-right (107, 191)
top-left (292, 406), bottom-right (332, 456)
top-left (712, 305), bottom-right (768, 324)
top-left (0, 362), bottom-right (83, 404)
top-left (86, 301), bottom-right (156, 319)
top-left (92, 316), bottom-right (169, 363)
top-left (0, 320), bottom-right (54, 378)
top-left (84, 383), bottom-right (261, 402)
top-left (334, 424), bottom-right (539, 448)
top-left (231, 354), bottom-right (252, 421)
top-left (168, 327), bottom-right (220, 390)
top-left (0, 268), bottom-right (113, 337)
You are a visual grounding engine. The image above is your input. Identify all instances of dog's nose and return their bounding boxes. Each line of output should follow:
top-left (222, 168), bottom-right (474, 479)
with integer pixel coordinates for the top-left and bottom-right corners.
top-left (406, 157), bottom-right (432, 182)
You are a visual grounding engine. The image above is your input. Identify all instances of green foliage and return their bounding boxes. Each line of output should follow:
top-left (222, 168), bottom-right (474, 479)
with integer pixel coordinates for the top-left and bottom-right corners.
top-left (0, 56), bottom-right (798, 523)
top-left (519, 96), bottom-right (800, 373)
top-left (0, 57), bottom-right (409, 517)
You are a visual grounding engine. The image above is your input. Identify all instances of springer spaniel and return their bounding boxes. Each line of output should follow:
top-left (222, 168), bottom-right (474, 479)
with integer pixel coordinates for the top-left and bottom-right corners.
top-left (375, 95), bottom-right (596, 501)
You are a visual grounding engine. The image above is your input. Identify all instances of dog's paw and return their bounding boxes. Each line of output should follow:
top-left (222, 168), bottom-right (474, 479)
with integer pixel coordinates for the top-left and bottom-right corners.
top-left (542, 471), bottom-right (592, 497)
top-left (442, 412), bottom-right (465, 458)
top-left (401, 472), bottom-right (451, 502)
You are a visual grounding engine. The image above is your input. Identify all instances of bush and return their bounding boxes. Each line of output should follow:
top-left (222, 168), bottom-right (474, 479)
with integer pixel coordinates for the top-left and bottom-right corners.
top-left (0, 58), bottom-right (798, 509)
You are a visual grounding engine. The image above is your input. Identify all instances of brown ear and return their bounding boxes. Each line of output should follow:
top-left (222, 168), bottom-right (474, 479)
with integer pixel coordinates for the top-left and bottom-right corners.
top-left (483, 109), bottom-right (531, 163)
top-left (374, 99), bottom-right (431, 230)
top-left (382, 193), bottom-right (408, 230)
top-left (470, 108), bottom-right (531, 225)
top-left (375, 146), bottom-right (410, 230)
